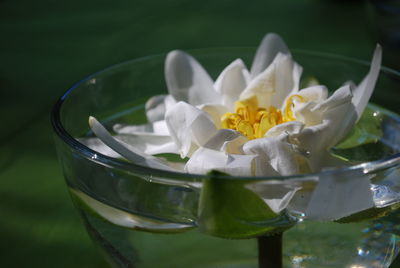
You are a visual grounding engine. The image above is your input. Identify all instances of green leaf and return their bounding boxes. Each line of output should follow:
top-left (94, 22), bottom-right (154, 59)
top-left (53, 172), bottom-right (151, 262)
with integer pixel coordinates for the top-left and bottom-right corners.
top-left (198, 171), bottom-right (295, 239)
top-left (331, 141), bottom-right (394, 162)
top-left (331, 105), bottom-right (390, 162)
top-left (154, 153), bottom-right (189, 163)
top-left (336, 105), bottom-right (383, 149)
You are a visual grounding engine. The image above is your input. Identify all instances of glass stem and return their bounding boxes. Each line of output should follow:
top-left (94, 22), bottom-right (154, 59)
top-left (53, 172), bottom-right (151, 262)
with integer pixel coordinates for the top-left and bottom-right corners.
top-left (258, 232), bottom-right (283, 268)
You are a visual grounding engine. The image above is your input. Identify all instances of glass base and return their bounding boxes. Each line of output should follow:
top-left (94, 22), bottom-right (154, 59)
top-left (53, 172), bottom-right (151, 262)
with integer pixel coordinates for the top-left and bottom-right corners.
top-left (79, 202), bottom-right (400, 268)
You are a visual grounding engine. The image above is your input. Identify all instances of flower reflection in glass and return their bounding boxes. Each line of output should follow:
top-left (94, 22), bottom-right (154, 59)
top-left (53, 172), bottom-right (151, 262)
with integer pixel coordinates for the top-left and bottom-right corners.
top-left (88, 33), bottom-right (381, 178)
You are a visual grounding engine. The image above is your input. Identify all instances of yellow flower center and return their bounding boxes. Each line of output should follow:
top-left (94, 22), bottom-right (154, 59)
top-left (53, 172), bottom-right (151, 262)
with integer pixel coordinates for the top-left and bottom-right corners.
top-left (221, 95), bottom-right (304, 139)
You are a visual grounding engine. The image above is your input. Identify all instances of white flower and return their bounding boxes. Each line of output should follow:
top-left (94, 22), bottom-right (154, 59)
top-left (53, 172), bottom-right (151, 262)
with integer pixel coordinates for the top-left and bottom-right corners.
top-left (87, 33), bottom-right (382, 178)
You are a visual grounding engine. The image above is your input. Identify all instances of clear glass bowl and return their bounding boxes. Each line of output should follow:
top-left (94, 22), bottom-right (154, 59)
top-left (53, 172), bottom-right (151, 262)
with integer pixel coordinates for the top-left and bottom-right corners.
top-left (52, 48), bottom-right (400, 268)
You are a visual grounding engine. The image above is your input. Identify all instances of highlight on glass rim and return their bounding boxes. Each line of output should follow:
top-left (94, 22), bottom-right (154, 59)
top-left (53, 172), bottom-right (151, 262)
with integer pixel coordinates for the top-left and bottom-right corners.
top-left (52, 32), bottom-right (400, 268)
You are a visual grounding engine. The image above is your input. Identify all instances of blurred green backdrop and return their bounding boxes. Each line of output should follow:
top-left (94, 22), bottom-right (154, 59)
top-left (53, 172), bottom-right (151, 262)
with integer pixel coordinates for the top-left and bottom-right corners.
top-left (0, 0), bottom-right (398, 267)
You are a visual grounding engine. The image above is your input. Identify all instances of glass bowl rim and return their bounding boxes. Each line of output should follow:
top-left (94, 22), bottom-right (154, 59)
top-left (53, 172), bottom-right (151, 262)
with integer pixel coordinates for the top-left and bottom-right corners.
top-left (51, 47), bottom-right (400, 181)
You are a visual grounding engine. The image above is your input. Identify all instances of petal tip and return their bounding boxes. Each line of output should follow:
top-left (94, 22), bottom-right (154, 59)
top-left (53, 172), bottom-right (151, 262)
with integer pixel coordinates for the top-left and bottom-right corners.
top-left (88, 116), bottom-right (96, 127)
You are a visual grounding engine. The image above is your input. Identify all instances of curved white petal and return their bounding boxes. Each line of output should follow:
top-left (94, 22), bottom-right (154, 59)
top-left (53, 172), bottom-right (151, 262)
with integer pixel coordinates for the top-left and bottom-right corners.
top-left (165, 50), bottom-right (221, 106)
top-left (293, 86), bottom-right (357, 171)
top-left (184, 148), bottom-right (255, 176)
top-left (88, 117), bottom-right (175, 171)
top-left (313, 84), bottom-right (353, 113)
top-left (293, 102), bottom-right (321, 126)
top-left (246, 176), bottom-right (317, 213)
top-left (298, 85), bottom-right (328, 102)
top-left (145, 94), bottom-right (177, 122)
top-left (264, 121), bottom-right (304, 138)
top-left (203, 129), bottom-right (248, 154)
top-left (313, 85), bottom-right (357, 146)
top-left (79, 137), bottom-right (122, 158)
top-left (273, 54), bottom-right (303, 108)
top-left (214, 59), bottom-right (250, 111)
top-left (114, 120), bottom-right (170, 136)
top-left (250, 33), bottom-right (290, 78)
top-left (292, 85), bottom-right (328, 125)
top-left (243, 136), bottom-right (301, 176)
top-left (291, 122), bottom-right (329, 171)
top-left (240, 53), bottom-right (302, 108)
top-left (165, 102), bottom-right (217, 158)
top-left (117, 134), bottom-right (178, 155)
top-left (80, 134), bottom-right (178, 157)
top-left (198, 104), bottom-right (229, 129)
top-left (352, 44), bottom-right (382, 120)
top-left (291, 62), bottom-right (303, 94)
top-left (239, 61), bottom-right (275, 107)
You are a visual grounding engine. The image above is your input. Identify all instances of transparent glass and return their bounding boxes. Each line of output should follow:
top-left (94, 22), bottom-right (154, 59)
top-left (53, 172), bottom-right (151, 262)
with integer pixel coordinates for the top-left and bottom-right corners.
top-left (52, 48), bottom-right (400, 268)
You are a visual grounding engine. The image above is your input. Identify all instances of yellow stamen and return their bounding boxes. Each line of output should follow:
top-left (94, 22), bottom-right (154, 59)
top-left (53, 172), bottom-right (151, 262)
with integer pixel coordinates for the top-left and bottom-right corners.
top-left (237, 120), bottom-right (254, 139)
top-left (221, 94), bottom-right (304, 139)
top-left (234, 95), bottom-right (258, 124)
top-left (221, 113), bottom-right (242, 130)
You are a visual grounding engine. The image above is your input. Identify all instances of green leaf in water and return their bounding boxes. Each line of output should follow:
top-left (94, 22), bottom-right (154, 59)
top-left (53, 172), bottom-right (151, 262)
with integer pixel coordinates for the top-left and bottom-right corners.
top-left (155, 153), bottom-right (189, 163)
top-left (198, 171), bottom-right (294, 239)
top-left (331, 141), bottom-right (394, 162)
top-left (331, 105), bottom-right (391, 162)
top-left (336, 105), bottom-right (383, 149)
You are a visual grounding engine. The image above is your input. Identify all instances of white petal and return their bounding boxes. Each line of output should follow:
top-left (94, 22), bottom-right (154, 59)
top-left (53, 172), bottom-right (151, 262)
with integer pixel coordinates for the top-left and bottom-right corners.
top-left (293, 88), bottom-right (357, 172)
top-left (184, 148), bottom-right (255, 176)
top-left (114, 123), bottom-right (154, 134)
top-left (352, 45), bottom-right (382, 120)
top-left (247, 182), bottom-right (301, 213)
top-left (250, 33), bottom-right (290, 78)
top-left (291, 62), bottom-right (303, 94)
top-left (81, 134), bottom-right (178, 157)
top-left (117, 134), bottom-right (178, 155)
top-left (145, 94), bottom-right (177, 122)
top-left (114, 120), bottom-right (171, 136)
top-left (165, 102), bottom-right (217, 158)
top-left (246, 176), bottom-right (318, 213)
top-left (298, 85), bottom-right (328, 102)
top-left (273, 54), bottom-right (303, 108)
top-left (292, 85), bottom-right (329, 125)
top-left (264, 121), bottom-right (304, 138)
top-left (293, 102), bottom-right (321, 126)
top-left (198, 104), bottom-right (229, 129)
top-left (88, 116), bottom-right (175, 171)
top-left (286, 178), bottom-right (319, 214)
top-left (165, 50), bottom-right (221, 106)
top-left (291, 123), bottom-right (329, 171)
top-left (321, 101), bottom-right (357, 147)
top-left (313, 84), bottom-right (353, 113)
top-left (203, 129), bottom-right (248, 154)
top-left (314, 85), bottom-right (357, 146)
top-left (243, 136), bottom-right (300, 176)
top-left (79, 137), bottom-right (122, 158)
top-left (240, 53), bottom-right (302, 108)
top-left (214, 59), bottom-right (250, 110)
top-left (305, 170), bottom-right (374, 221)
top-left (240, 60), bottom-right (275, 107)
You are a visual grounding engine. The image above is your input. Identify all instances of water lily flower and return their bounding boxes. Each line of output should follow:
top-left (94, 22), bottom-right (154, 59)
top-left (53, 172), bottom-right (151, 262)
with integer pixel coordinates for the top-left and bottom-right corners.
top-left (87, 33), bottom-right (381, 179)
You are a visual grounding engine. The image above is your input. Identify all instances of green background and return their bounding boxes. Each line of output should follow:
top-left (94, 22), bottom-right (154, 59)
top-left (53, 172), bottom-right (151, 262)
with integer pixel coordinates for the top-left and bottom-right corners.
top-left (1, 0), bottom-right (399, 267)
